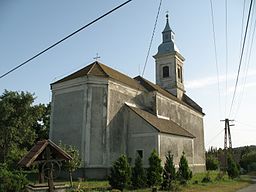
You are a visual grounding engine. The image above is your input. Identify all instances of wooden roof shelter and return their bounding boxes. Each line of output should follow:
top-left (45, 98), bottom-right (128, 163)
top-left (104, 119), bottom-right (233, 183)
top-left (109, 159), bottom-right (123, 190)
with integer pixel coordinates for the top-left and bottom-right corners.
top-left (18, 139), bottom-right (72, 167)
top-left (18, 140), bottom-right (72, 192)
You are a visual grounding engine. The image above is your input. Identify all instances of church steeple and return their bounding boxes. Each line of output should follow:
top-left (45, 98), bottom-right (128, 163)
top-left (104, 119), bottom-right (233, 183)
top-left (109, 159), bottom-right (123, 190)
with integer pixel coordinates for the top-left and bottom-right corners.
top-left (153, 14), bottom-right (185, 99)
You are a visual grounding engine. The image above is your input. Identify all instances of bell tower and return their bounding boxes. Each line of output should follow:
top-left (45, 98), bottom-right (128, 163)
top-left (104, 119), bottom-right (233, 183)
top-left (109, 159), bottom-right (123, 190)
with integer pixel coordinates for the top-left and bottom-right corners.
top-left (153, 14), bottom-right (185, 99)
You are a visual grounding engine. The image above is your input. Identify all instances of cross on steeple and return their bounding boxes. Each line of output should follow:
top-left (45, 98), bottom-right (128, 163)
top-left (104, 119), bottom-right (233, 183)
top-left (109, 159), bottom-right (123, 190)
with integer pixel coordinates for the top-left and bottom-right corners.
top-left (93, 53), bottom-right (101, 61)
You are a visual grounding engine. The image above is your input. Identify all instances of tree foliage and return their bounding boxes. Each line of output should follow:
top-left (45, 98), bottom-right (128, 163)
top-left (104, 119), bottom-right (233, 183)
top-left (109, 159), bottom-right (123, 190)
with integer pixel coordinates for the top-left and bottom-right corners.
top-left (177, 152), bottom-right (192, 184)
top-left (131, 155), bottom-right (146, 189)
top-left (161, 151), bottom-right (176, 190)
top-left (0, 90), bottom-right (50, 167)
top-left (206, 155), bottom-right (219, 170)
top-left (240, 151), bottom-right (256, 172)
top-left (227, 154), bottom-right (239, 179)
top-left (0, 163), bottom-right (28, 192)
top-left (147, 149), bottom-right (163, 187)
top-left (59, 142), bottom-right (81, 186)
top-left (108, 155), bottom-right (131, 191)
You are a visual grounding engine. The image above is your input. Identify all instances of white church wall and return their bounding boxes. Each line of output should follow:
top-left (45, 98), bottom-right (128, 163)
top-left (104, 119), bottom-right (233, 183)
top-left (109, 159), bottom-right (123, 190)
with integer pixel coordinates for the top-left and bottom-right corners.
top-left (156, 93), bottom-right (205, 172)
top-left (50, 90), bottom-right (84, 155)
top-left (159, 133), bottom-right (194, 168)
top-left (126, 107), bottom-right (158, 167)
top-left (107, 81), bottom-right (142, 165)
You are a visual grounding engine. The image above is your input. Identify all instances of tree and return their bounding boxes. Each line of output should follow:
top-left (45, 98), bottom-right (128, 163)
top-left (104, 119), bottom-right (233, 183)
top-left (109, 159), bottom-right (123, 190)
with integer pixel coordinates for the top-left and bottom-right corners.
top-left (240, 151), bottom-right (256, 172)
top-left (161, 151), bottom-right (176, 190)
top-left (147, 149), bottom-right (163, 187)
top-left (227, 154), bottom-right (239, 179)
top-left (59, 142), bottom-right (81, 187)
top-left (0, 90), bottom-right (45, 167)
top-left (33, 103), bottom-right (51, 141)
top-left (206, 155), bottom-right (219, 170)
top-left (177, 152), bottom-right (192, 184)
top-left (108, 155), bottom-right (131, 191)
top-left (131, 155), bottom-right (146, 189)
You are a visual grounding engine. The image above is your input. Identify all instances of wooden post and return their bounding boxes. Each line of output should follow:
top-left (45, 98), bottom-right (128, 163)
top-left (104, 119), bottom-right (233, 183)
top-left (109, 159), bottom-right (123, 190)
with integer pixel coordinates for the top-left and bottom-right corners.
top-left (46, 147), bottom-right (54, 192)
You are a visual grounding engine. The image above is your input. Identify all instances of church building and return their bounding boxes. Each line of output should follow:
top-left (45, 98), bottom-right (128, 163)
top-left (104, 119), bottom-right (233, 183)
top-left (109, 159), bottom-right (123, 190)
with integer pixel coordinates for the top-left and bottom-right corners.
top-left (49, 15), bottom-right (206, 179)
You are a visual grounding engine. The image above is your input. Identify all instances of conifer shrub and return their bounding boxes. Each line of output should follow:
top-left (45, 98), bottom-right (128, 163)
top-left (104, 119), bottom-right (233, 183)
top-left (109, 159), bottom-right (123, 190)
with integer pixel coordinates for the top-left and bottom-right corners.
top-left (108, 155), bottom-right (131, 191)
top-left (147, 149), bottom-right (163, 187)
top-left (161, 151), bottom-right (176, 190)
top-left (227, 154), bottom-right (239, 179)
top-left (206, 155), bottom-right (219, 170)
top-left (177, 152), bottom-right (192, 184)
top-left (131, 155), bottom-right (146, 189)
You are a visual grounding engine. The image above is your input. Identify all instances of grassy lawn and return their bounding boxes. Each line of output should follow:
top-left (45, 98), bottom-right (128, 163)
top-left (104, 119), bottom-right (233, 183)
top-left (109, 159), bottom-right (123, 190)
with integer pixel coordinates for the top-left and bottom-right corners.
top-left (67, 171), bottom-right (252, 192)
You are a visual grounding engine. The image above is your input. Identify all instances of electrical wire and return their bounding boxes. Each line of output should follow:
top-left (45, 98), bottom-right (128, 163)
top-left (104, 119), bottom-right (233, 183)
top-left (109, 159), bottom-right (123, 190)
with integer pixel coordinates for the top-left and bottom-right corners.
top-left (206, 128), bottom-right (225, 147)
top-left (141, 0), bottom-right (162, 77)
top-left (225, 0), bottom-right (228, 116)
top-left (0, 0), bottom-right (132, 79)
top-left (210, 0), bottom-right (222, 119)
top-left (229, 0), bottom-right (254, 117)
top-left (233, 0), bottom-right (256, 119)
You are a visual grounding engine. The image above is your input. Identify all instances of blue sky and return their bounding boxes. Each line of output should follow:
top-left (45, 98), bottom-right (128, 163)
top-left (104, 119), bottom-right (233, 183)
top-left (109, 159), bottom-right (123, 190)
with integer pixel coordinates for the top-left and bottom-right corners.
top-left (1, 0), bottom-right (255, 149)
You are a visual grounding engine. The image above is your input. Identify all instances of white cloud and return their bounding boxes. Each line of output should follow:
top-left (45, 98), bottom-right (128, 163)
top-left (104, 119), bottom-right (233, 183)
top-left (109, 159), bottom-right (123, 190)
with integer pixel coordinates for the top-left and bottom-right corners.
top-left (186, 69), bottom-right (256, 89)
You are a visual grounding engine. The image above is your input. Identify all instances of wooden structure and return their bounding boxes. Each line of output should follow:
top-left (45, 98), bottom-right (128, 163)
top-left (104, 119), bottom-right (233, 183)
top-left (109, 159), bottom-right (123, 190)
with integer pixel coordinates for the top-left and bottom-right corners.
top-left (18, 139), bottom-right (72, 192)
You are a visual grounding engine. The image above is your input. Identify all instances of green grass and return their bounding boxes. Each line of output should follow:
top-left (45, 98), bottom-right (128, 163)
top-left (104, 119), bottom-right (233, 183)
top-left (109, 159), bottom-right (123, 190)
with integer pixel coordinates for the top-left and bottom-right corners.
top-left (31, 171), bottom-right (253, 192)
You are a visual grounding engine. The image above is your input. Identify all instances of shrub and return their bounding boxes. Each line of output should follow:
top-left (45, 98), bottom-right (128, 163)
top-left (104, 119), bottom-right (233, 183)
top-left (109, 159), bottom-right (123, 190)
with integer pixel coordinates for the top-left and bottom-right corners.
top-left (201, 171), bottom-right (211, 183)
top-left (227, 154), bottom-right (239, 179)
top-left (0, 163), bottom-right (28, 192)
top-left (161, 151), bottom-right (176, 190)
top-left (147, 149), bottom-right (163, 187)
top-left (108, 155), bottom-right (131, 191)
top-left (131, 155), bottom-right (146, 189)
top-left (59, 142), bottom-right (81, 187)
top-left (206, 155), bottom-right (219, 170)
top-left (215, 171), bottom-right (225, 181)
top-left (240, 151), bottom-right (256, 172)
top-left (177, 152), bottom-right (192, 184)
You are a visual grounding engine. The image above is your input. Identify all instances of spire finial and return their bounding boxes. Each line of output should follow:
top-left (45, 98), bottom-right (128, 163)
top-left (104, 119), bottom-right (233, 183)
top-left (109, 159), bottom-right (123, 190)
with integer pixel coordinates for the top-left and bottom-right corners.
top-left (166, 11), bottom-right (169, 22)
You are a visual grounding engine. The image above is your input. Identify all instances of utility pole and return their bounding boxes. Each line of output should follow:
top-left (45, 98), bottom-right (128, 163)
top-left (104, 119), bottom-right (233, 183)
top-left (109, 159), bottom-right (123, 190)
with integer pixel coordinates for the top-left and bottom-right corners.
top-left (220, 118), bottom-right (234, 170)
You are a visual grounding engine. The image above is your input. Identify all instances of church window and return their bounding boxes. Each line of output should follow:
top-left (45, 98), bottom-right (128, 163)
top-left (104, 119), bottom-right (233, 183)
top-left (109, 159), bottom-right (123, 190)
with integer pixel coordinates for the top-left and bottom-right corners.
top-left (136, 150), bottom-right (143, 159)
top-left (163, 66), bottom-right (169, 78)
top-left (178, 67), bottom-right (182, 82)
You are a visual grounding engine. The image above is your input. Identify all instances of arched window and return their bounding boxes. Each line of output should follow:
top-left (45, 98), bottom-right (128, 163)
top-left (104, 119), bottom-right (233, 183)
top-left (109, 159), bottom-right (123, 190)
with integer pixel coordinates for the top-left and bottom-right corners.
top-left (163, 66), bottom-right (169, 78)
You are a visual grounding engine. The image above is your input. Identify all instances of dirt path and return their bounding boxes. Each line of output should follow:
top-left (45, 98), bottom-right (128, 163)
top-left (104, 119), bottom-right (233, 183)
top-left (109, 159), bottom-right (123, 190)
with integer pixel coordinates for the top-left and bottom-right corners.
top-left (236, 176), bottom-right (256, 192)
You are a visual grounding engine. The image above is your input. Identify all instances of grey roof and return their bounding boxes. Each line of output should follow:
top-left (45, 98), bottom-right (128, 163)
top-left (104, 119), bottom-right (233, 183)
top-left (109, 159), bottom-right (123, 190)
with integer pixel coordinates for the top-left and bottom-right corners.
top-left (51, 61), bottom-right (145, 91)
top-left (52, 61), bottom-right (203, 115)
top-left (134, 76), bottom-right (204, 115)
top-left (157, 14), bottom-right (180, 54)
top-left (127, 105), bottom-right (195, 138)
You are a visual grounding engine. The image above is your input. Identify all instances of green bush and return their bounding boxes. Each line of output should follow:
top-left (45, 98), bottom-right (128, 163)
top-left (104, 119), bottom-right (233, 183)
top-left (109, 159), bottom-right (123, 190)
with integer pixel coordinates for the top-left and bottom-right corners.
top-left (177, 152), bottom-right (192, 184)
top-left (131, 155), bottom-right (146, 189)
top-left (147, 150), bottom-right (163, 187)
top-left (0, 164), bottom-right (28, 192)
top-left (240, 151), bottom-right (256, 172)
top-left (161, 151), bottom-right (176, 190)
top-left (201, 171), bottom-right (211, 183)
top-left (227, 154), bottom-right (239, 179)
top-left (206, 155), bottom-right (219, 170)
top-left (108, 155), bottom-right (131, 191)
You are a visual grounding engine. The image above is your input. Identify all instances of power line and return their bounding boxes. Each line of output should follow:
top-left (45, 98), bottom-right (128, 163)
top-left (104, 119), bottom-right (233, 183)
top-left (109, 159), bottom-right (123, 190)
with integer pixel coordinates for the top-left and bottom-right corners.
top-left (0, 0), bottom-right (132, 79)
top-left (240, 0), bottom-right (246, 52)
top-left (225, 0), bottom-right (229, 116)
top-left (229, 0), bottom-right (254, 117)
top-left (206, 128), bottom-right (225, 147)
top-left (233, 0), bottom-right (256, 119)
top-left (210, 0), bottom-right (222, 118)
top-left (141, 0), bottom-right (162, 77)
